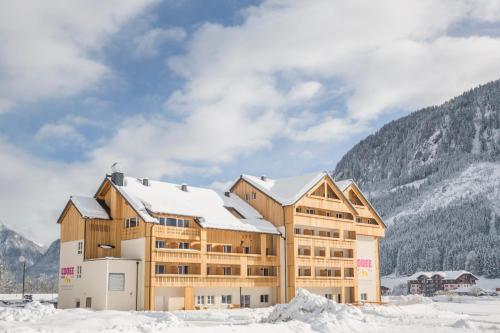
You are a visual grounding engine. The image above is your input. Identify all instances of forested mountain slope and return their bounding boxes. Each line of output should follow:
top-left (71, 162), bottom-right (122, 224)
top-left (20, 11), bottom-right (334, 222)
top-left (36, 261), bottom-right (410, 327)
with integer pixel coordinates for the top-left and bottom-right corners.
top-left (334, 79), bottom-right (500, 277)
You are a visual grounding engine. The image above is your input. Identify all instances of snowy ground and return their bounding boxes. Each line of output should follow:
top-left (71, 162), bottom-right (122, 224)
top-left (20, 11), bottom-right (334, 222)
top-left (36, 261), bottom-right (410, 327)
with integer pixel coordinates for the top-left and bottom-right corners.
top-left (1, 289), bottom-right (500, 332)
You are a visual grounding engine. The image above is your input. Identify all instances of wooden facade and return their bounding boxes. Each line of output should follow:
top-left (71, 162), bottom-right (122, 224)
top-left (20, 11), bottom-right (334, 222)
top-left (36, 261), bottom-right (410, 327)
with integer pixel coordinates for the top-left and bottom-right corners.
top-left (231, 174), bottom-right (386, 303)
top-left (59, 172), bottom-right (385, 311)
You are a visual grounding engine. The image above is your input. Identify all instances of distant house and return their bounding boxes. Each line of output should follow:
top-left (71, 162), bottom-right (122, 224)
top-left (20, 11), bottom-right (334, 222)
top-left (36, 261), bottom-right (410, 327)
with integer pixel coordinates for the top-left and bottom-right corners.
top-left (407, 271), bottom-right (478, 296)
top-left (380, 286), bottom-right (391, 295)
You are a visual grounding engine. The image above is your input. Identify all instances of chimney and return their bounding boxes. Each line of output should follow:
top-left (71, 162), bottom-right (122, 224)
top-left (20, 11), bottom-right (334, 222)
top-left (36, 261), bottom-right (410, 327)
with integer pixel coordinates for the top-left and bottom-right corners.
top-left (142, 178), bottom-right (149, 186)
top-left (181, 183), bottom-right (188, 192)
top-left (260, 175), bottom-right (267, 181)
top-left (224, 191), bottom-right (231, 197)
top-left (111, 171), bottom-right (124, 186)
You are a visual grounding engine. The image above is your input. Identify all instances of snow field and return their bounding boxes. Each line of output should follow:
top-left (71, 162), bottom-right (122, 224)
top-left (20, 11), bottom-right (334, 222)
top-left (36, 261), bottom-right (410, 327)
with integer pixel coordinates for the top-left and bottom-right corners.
top-left (1, 289), bottom-right (499, 332)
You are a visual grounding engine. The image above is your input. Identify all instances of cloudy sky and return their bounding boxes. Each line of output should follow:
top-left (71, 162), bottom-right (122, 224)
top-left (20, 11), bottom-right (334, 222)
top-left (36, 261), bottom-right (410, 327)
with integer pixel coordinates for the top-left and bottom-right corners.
top-left (2, 0), bottom-right (500, 245)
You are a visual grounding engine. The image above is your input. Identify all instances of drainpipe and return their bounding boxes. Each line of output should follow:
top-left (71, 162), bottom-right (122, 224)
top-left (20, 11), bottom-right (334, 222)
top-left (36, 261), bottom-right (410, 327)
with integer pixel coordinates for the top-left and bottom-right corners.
top-left (135, 261), bottom-right (139, 311)
top-left (149, 223), bottom-right (156, 311)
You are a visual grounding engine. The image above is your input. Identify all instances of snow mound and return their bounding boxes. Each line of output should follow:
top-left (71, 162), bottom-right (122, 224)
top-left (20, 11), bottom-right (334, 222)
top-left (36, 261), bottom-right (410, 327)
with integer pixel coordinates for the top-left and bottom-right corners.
top-left (0, 301), bottom-right (56, 322)
top-left (450, 319), bottom-right (476, 330)
top-left (384, 294), bottom-right (432, 305)
top-left (263, 289), bottom-right (368, 332)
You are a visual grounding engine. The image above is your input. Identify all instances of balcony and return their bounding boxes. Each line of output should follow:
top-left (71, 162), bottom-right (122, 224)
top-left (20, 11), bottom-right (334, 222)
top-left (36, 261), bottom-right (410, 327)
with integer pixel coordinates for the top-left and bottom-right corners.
top-left (153, 226), bottom-right (200, 240)
top-left (152, 249), bottom-right (201, 263)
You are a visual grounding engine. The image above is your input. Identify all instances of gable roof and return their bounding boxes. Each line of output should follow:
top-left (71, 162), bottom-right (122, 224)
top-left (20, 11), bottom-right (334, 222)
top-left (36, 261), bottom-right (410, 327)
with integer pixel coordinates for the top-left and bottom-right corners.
top-left (341, 180), bottom-right (386, 228)
top-left (57, 196), bottom-right (110, 224)
top-left (335, 179), bottom-right (353, 192)
top-left (70, 196), bottom-right (110, 220)
top-left (408, 270), bottom-right (478, 281)
top-left (236, 171), bottom-right (331, 205)
top-left (112, 176), bottom-right (280, 235)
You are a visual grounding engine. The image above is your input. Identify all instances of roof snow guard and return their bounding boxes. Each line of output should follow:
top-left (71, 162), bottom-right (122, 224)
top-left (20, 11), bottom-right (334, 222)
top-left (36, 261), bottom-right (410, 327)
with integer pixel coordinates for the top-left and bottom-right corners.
top-left (113, 176), bottom-right (280, 235)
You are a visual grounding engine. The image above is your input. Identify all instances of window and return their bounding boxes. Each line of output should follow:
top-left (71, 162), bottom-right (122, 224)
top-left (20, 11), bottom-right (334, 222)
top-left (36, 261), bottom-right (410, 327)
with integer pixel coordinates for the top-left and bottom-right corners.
top-left (156, 240), bottom-right (166, 248)
top-left (326, 211), bottom-right (332, 217)
top-left (166, 218), bottom-right (177, 226)
top-left (243, 246), bottom-right (250, 254)
top-left (155, 264), bottom-right (166, 274)
top-left (261, 267), bottom-right (270, 276)
top-left (206, 244), bottom-right (212, 252)
top-left (251, 192), bottom-right (257, 200)
top-left (221, 295), bottom-right (232, 304)
top-left (158, 217), bottom-right (167, 226)
top-left (260, 294), bottom-right (269, 303)
top-left (77, 241), bottom-right (83, 254)
top-left (124, 217), bottom-right (138, 228)
top-left (76, 266), bottom-right (82, 279)
top-left (108, 273), bottom-right (125, 291)
top-left (336, 213), bottom-right (343, 219)
top-left (225, 207), bottom-right (245, 219)
top-left (244, 193), bottom-right (250, 201)
top-left (356, 217), bottom-right (361, 223)
top-left (306, 208), bottom-right (315, 214)
top-left (361, 293), bottom-right (367, 301)
top-left (295, 207), bottom-right (301, 213)
top-left (223, 245), bottom-right (232, 253)
top-left (207, 295), bottom-right (215, 305)
top-left (178, 266), bottom-right (188, 275)
top-left (294, 228), bottom-right (300, 234)
top-left (179, 242), bottom-right (189, 249)
top-left (178, 219), bottom-right (189, 228)
top-left (223, 267), bottom-right (232, 275)
top-left (196, 296), bottom-right (205, 305)
top-left (75, 299), bottom-right (80, 308)
top-left (325, 294), bottom-right (333, 300)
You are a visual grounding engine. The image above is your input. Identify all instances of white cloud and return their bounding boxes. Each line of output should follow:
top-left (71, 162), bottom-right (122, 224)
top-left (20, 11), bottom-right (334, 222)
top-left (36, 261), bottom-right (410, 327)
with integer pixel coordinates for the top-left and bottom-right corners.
top-left (133, 27), bottom-right (187, 58)
top-left (5, 0), bottom-right (500, 244)
top-left (0, 0), bottom-right (155, 112)
top-left (287, 81), bottom-right (323, 101)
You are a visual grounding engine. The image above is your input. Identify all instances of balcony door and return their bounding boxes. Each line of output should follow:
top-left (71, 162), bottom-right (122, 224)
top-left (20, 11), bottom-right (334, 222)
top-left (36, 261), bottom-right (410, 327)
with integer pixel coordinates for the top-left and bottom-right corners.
top-left (240, 295), bottom-right (250, 308)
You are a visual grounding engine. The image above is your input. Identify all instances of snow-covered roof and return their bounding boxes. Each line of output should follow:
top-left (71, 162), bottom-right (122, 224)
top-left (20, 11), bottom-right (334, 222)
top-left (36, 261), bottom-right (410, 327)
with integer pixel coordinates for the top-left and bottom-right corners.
top-left (239, 172), bottom-right (328, 205)
top-left (408, 270), bottom-right (477, 281)
top-left (335, 179), bottom-right (353, 192)
top-left (70, 196), bottom-right (110, 220)
top-left (113, 177), bottom-right (280, 235)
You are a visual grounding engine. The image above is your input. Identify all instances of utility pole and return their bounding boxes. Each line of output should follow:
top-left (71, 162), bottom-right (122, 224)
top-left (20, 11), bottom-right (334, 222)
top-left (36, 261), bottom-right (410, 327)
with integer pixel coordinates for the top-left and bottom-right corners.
top-left (19, 256), bottom-right (26, 300)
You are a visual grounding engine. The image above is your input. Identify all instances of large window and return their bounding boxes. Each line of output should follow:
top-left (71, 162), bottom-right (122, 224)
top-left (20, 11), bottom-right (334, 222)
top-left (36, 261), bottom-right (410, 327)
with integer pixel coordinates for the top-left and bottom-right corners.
top-left (196, 296), bottom-right (205, 305)
top-left (108, 273), bottom-right (125, 291)
top-left (159, 217), bottom-right (189, 227)
top-left (156, 240), bottom-right (166, 249)
top-left (124, 217), bottom-right (138, 228)
top-left (260, 294), bottom-right (269, 303)
top-left (178, 265), bottom-right (188, 275)
top-left (207, 295), bottom-right (215, 305)
top-left (155, 264), bottom-right (166, 274)
top-left (221, 295), bottom-right (232, 304)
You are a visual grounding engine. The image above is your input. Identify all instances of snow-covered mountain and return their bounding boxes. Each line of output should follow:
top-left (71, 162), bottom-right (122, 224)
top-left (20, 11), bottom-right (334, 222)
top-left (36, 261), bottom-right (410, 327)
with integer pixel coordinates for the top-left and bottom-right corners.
top-left (0, 223), bottom-right (59, 292)
top-left (334, 79), bottom-right (500, 278)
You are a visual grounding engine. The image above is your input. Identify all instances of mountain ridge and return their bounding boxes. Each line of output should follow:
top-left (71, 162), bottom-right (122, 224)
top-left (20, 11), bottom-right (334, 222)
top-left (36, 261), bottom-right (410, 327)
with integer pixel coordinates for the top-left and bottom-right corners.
top-left (334, 78), bottom-right (500, 278)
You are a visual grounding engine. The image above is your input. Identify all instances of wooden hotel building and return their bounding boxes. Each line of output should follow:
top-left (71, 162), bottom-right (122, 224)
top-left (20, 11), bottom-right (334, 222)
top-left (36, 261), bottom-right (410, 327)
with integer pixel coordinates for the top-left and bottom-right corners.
top-left (57, 170), bottom-right (385, 310)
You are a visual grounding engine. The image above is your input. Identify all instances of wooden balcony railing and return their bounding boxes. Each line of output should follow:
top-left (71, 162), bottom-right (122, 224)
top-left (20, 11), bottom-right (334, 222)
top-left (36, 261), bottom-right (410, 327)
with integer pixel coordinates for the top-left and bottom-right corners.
top-left (153, 226), bottom-right (200, 240)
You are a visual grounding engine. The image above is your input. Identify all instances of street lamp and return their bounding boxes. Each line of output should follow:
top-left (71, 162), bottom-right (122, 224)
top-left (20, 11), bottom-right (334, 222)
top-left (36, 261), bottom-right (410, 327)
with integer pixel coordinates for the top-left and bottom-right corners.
top-left (18, 256), bottom-right (26, 300)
